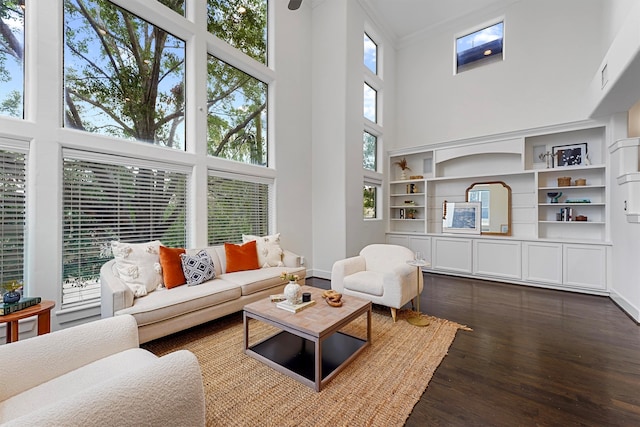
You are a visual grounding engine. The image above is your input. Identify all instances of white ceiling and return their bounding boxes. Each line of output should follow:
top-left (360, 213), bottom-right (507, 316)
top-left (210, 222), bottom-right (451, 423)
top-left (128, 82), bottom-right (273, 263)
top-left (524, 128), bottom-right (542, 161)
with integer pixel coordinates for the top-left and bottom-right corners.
top-left (360, 0), bottom-right (518, 42)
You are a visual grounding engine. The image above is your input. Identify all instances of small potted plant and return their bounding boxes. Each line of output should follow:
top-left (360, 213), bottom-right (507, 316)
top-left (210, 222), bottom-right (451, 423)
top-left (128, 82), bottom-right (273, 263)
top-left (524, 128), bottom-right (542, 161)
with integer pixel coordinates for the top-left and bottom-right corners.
top-left (2, 280), bottom-right (23, 304)
top-left (406, 209), bottom-right (417, 219)
top-left (394, 158), bottom-right (411, 180)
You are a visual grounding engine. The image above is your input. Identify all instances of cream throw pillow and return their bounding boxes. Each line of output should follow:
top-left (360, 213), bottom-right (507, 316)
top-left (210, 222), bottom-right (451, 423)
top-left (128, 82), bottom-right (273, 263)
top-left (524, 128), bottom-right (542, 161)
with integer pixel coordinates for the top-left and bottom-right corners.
top-left (242, 233), bottom-right (284, 268)
top-left (111, 240), bottom-right (163, 297)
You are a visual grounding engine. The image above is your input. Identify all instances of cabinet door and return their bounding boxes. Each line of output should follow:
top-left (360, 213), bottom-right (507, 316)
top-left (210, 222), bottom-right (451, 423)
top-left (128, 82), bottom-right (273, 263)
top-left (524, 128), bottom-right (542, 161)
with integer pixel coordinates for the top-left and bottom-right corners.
top-left (522, 242), bottom-right (563, 285)
top-left (473, 240), bottom-right (521, 280)
top-left (432, 237), bottom-right (472, 274)
top-left (409, 236), bottom-right (432, 266)
top-left (563, 244), bottom-right (606, 290)
top-left (387, 235), bottom-right (409, 247)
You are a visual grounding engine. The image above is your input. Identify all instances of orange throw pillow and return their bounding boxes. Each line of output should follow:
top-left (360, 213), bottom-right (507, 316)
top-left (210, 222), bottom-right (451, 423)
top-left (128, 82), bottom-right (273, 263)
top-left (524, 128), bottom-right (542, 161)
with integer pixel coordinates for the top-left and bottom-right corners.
top-left (159, 245), bottom-right (186, 289)
top-left (225, 241), bottom-right (260, 273)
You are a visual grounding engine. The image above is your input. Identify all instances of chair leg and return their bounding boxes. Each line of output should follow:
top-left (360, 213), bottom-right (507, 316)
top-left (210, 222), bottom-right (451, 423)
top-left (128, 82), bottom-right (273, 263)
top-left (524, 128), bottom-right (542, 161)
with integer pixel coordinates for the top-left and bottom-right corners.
top-left (391, 307), bottom-right (397, 323)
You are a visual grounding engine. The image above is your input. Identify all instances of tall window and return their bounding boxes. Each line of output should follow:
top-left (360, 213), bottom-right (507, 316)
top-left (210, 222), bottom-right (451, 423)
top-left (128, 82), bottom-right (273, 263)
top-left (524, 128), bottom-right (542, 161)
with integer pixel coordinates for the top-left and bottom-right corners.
top-left (207, 0), bottom-right (267, 65)
top-left (62, 152), bottom-right (188, 306)
top-left (363, 131), bottom-right (377, 171)
top-left (456, 21), bottom-right (504, 74)
top-left (0, 147), bottom-right (26, 286)
top-left (363, 184), bottom-right (377, 219)
top-left (207, 174), bottom-right (271, 245)
top-left (0, 1), bottom-right (25, 118)
top-left (364, 32), bottom-right (377, 75)
top-left (363, 82), bottom-right (377, 123)
top-left (207, 55), bottom-right (268, 165)
top-left (64, 0), bottom-right (186, 149)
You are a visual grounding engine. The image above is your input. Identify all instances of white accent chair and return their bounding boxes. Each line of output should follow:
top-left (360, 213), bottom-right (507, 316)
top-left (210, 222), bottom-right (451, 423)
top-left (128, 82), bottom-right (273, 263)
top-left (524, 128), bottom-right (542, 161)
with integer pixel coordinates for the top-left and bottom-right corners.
top-left (331, 244), bottom-right (423, 322)
top-left (0, 315), bottom-right (206, 426)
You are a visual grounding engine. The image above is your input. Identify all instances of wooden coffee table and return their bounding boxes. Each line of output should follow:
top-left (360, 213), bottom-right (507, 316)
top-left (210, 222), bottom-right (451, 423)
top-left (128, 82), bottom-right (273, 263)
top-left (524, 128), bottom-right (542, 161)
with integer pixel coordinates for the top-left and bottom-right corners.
top-left (243, 285), bottom-right (371, 391)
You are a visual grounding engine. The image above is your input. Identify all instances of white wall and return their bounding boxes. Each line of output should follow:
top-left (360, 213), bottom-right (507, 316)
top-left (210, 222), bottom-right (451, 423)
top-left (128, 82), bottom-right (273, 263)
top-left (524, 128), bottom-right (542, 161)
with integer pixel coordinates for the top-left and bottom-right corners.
top-left (272, 0), bottom-right (314, 265)
top-left (310, 0), bottom-right (390, 278)
top-left (394, 0), bottom-right (607, 149)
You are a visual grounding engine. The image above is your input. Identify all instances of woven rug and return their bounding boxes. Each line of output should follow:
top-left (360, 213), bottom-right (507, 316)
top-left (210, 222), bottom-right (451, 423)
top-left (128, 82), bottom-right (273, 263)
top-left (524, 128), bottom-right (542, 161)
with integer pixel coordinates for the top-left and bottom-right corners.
top-left (142, 307), bottom-right (470, 426)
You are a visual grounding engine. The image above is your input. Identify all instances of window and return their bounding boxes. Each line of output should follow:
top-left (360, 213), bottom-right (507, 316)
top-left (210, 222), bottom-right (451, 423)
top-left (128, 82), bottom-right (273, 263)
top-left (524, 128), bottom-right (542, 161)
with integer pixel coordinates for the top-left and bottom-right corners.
top-left (456, 21), bottom-right (504, 74)
top-left (207, 0), bottom-right (267, 65)
top-left (363, 82), bottom-right (377, 123)
top-left (63, 0), bottom-right (186, 149)
top-left (62, 152), bottom-right (188, 306)
top-left (207, 173), bottom-right (272, 245)
top-left (363, 184), bottom-right (377, 219)
top-left (0, 1), bottom-right (25, 118)
top-left (0, 146), bottom-right (26, 286)
top-left (207, 55), bottom-right (268, 165)
top-left (364, 32), bottom-right (377, 74)
top-left (363, 131), bottom-right (377, 171)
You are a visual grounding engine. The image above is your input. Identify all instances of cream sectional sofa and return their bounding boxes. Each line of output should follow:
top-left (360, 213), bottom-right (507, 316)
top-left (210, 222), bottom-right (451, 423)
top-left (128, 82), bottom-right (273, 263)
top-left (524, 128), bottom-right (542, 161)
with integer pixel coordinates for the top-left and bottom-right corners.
top-left (0, 315), bottom-right (205, 426)
top-left (101, 243), bottom-right (305, 343)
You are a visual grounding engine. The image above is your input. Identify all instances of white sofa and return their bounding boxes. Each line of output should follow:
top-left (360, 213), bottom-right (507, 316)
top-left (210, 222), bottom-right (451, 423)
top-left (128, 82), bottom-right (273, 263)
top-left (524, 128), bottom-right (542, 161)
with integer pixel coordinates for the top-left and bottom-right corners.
top-left (0, 315), bottom-right (205, 426)
top-left (101, 244), bottom-right (306, 343)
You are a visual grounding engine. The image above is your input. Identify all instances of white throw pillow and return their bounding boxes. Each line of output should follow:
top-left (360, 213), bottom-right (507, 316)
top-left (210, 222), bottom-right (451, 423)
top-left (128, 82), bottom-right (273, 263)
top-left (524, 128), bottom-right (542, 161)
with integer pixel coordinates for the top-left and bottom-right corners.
top-left (242, 233), bottom-right (284, 268)
top-left (111, 240), bottom-right (163, 297)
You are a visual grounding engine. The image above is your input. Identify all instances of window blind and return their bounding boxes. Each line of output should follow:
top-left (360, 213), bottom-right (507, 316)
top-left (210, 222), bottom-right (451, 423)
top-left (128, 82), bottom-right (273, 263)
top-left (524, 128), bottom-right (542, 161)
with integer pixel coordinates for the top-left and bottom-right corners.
top-left (0, 149), bottom-right (26, 286)
top-left (207, 173), bottom-right (271, 245)
top-left (62, 153), bottom-right (188, 306)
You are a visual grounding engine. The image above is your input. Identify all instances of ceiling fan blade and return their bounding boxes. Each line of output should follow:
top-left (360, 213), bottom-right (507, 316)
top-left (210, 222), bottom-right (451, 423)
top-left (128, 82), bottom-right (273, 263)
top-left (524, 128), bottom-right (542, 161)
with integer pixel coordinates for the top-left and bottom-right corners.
top-left (288, 0), bottom-right (302, 10)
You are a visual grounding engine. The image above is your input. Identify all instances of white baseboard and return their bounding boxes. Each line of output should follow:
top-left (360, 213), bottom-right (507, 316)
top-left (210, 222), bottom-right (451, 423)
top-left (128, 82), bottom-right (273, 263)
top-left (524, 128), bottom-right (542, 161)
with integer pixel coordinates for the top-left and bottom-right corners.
top-left (307, 269), bottom-right (331, 280)
top-left (609, 289), bottom-right (640, 323)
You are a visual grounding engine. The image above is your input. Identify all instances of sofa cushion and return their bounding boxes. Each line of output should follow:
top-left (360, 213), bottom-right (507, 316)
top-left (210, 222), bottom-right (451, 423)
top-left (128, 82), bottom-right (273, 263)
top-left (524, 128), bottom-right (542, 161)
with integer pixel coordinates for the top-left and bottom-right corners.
top-left (343, 271), bottom-right (385, 296)
top-left (0, 348), bottom-right (157, 423)
top-left (115, 279), bottom-right (242, 326)
top-left (242, 233), bottom-right (284, 267)
top-left (219, 266), bottom-right (306, 296)
top-left (111, 240), bottom-right (163, 297)
top-left (159, 246), bottom-right (186, 289)
top-left (224, 241), bottom-right (260, 273)
top-left (180, 250), bottom-right (215, 286)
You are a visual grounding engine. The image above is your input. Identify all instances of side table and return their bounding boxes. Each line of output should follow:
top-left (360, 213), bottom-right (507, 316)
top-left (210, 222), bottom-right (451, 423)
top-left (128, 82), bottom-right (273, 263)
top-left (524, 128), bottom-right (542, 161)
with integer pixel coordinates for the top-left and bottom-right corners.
top-left (0, 300), bottom-right (55, 343)
top-left (406, 259), bottom-right (430, 327)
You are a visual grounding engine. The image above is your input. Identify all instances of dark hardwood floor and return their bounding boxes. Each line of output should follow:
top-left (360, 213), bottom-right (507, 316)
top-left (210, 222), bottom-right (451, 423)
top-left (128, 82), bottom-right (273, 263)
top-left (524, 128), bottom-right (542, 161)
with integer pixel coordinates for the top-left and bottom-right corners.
top-left (307, 274), bottom-right (640, 426)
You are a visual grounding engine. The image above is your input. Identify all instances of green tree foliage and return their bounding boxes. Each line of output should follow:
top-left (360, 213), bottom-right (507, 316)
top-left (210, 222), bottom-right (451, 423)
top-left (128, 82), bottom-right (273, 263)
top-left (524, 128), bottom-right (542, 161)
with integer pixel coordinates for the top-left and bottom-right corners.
top-left (64, 0), bottom-right (186, 148)
top-left (0, 0), bottom-right (24, 117)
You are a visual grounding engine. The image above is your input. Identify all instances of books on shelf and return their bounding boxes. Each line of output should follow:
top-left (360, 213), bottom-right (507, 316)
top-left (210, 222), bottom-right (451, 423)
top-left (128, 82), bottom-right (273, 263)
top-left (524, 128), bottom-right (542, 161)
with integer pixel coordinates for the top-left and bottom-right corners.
top-left (0, 296), bottom-right (42, 316)
top-left (276, 299), bottom-right (316, 313)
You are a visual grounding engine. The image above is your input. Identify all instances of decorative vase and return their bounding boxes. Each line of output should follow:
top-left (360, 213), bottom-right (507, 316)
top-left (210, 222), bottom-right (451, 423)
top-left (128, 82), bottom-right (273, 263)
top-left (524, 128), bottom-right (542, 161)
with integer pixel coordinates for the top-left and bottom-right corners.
top-left (283, 281), bottom-right (302, 305)
top-left (400, 169), bottom-right (407, 180)
top-left (3, 291), bottom-right (21, 304)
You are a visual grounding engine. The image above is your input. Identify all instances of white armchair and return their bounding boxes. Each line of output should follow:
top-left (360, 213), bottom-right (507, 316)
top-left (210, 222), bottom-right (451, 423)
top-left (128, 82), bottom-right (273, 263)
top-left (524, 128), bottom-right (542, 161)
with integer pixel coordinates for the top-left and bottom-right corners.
top-left (0, 315), bottom-right (205, 426)
top-left (331, 244), bottom-right (423, 322)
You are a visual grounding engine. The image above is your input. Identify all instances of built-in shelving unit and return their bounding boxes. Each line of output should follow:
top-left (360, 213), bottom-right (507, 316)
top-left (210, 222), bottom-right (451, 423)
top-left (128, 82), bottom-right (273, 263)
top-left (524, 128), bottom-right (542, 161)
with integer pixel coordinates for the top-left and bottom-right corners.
top-left (387, 122), bottom-right (611, 295)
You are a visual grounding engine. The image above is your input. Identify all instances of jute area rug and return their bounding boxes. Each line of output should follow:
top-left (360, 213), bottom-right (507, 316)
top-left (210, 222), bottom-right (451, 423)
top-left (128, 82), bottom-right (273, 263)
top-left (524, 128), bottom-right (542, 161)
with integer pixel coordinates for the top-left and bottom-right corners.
top-left (142, 307), bottom-right (470, 427)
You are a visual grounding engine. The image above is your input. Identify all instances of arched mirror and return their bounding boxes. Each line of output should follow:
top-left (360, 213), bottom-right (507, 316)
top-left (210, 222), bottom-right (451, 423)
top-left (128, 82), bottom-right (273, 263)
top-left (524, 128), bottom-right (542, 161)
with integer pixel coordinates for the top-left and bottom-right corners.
top-left (466, 181), bottom-right (512, 236)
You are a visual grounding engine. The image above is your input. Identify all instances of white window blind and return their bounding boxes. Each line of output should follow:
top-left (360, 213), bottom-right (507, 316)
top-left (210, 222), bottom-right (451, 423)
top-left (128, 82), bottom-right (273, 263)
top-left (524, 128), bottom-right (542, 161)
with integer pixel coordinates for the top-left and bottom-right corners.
top-left (0, 148), bottom-right (26, 286)
top-left (62, 152), bottom-right (188, 306)
top-left (207, 173), bottom-right (271, 245)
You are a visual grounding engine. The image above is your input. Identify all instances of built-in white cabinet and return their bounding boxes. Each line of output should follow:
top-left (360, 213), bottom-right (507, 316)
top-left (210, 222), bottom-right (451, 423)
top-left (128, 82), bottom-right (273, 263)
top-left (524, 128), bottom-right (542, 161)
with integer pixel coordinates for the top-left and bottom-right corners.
top-left (387, 121), bottom-right (610, 295)
top-left (431, 237), bottom-right (472, 274)
top-left (563, 244), bottom-right (607, 290)
top-left (522, 241), bottom-right (563, 285)
top-left (473, 239), bottom-right (521, 280)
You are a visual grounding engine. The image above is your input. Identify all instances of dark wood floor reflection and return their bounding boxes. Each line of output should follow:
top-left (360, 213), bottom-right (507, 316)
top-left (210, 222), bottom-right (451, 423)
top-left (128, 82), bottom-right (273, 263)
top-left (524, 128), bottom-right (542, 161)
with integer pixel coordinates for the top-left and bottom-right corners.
top-left (307, 274), bottom-right (640, 426)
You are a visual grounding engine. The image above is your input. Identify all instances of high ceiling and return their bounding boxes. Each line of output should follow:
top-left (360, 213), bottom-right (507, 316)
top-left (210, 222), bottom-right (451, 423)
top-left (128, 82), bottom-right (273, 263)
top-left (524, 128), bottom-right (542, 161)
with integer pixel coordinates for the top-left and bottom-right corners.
top-left (360, 0), bottom-right (518, 42)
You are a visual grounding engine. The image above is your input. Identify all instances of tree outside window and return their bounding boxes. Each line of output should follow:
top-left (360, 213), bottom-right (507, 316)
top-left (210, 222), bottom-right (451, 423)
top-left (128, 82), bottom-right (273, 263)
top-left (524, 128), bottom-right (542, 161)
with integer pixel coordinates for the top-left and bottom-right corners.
top-left (363, 131), bottom-right (377, 171)
top-left (363, 184), bottom-right (377, 219)
top-left (64, 0), bottom-right (186, 149)
top-left (0, 1), bottom-right (25, 118)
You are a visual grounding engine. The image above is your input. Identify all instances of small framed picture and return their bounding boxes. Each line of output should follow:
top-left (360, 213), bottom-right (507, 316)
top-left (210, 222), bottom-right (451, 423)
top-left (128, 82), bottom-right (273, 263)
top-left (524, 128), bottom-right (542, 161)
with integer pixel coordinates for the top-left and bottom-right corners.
top-left (442, 202), bottom-right (481, 234)
top-left (552, 143), bottom-right (587, 167)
